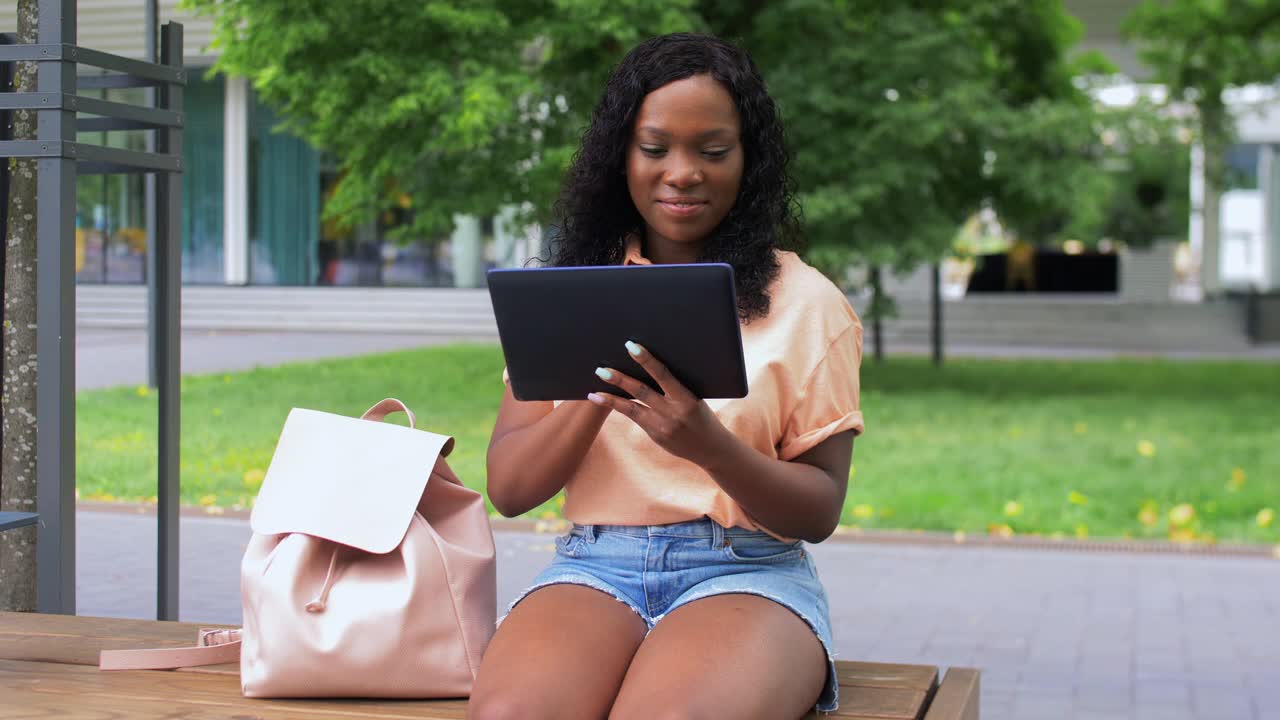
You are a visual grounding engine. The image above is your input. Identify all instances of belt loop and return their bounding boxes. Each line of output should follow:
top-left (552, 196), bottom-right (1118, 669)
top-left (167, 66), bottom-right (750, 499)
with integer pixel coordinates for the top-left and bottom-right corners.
top-left (711, 520), bottom-right (724, 549)
top-left (583, 524), bottom-right (597, 543)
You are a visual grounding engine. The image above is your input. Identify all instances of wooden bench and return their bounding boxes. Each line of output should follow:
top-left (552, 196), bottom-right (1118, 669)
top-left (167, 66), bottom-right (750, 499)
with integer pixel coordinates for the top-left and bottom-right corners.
top-left (0, 611), bottom-right (978, 719)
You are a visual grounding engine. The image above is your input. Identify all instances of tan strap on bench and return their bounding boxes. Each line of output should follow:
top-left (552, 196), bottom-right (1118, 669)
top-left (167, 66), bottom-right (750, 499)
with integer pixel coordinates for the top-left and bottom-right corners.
top-left (99, 628), bottom-right (242, 671)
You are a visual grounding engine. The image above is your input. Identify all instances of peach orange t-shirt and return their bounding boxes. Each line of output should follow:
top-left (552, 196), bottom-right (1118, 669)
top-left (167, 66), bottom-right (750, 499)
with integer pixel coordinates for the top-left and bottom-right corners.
top-left (507, 238), bottom-right (864, 535)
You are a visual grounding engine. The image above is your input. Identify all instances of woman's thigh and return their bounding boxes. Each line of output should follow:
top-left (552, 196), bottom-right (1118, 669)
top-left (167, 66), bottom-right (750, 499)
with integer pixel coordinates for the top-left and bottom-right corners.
top-left (468, 583), bottom-right (649, 720)
top-left (608, 593), bottom-right (827, 720)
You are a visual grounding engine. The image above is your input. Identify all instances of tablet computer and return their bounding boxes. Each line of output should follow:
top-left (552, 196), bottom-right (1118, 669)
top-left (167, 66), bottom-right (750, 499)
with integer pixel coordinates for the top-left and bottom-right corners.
top-left (487, 263), bottom-right (749, 402)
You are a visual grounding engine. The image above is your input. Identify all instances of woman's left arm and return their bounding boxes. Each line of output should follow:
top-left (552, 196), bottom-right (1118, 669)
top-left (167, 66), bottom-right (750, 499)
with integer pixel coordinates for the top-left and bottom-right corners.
top-left (700, 428), bottom-right (853, 543)
top-left (588, 341), bottom-right (852, 543)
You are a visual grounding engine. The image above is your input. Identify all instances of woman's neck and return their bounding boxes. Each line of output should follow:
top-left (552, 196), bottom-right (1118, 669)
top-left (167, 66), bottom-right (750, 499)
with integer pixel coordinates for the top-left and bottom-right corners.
top-left (642, 231), bottom-right (703, 265)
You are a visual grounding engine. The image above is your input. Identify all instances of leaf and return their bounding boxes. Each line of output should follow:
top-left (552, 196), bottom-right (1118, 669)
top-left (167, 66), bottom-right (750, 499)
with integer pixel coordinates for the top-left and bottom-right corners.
top-left (987, 523), bottom-right (1014, 538)
top-left (1168, 503), bottom-right (1195, 527)
top-left (1228, 467), bottom-right (1246, 492)
top-left (1003, 500), bottom-right (1024, 517)
top-left (242, 468), bottom-right (266, 490)
top-left (1258, 508), bottom-right (1275, 529)
top-left (1138, 501), bottom-right (1159, 527)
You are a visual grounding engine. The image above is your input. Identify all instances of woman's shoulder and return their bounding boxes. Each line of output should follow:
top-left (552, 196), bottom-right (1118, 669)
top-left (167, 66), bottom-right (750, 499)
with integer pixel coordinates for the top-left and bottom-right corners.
top-left (769, 250), bottom-right (861, 332)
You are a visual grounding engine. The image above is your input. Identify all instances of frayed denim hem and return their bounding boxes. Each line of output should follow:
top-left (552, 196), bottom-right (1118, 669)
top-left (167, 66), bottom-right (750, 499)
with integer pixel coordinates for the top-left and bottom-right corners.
top-left (496, 576), bottom-right (651, 631)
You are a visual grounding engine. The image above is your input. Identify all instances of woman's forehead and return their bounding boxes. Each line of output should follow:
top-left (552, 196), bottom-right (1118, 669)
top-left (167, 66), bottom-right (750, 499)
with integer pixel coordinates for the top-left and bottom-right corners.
top-left (634, 75), bottom-right (739, 136)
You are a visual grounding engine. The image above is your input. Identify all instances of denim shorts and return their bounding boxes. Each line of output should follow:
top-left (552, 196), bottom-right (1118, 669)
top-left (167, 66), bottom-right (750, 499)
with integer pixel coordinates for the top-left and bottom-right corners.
top-left (503, 518), bottom-right (839, 714)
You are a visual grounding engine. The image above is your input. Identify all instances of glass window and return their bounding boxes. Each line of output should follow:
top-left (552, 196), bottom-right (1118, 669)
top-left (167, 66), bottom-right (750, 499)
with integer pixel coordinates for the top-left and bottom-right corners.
top-left (315, 155), bottom-right (455, 287)
top-left (1224, 143), bottom-right (1260, 191)
top-left (73, 72), bottom-right (226, 284)
top-left (75, 86), bottom-right (148, 284)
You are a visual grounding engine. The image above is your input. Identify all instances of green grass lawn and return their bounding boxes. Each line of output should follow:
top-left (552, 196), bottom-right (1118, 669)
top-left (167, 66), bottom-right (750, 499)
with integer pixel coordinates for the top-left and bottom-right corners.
top-left (76, 344), bottom-right (1280, 545)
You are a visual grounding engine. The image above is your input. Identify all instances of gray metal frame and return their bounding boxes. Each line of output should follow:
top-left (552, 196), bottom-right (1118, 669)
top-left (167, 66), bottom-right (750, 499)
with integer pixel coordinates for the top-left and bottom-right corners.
top-left (0, 0), bottom-right (184, 618)
top-left (0, 511), bottom-right (39, 531)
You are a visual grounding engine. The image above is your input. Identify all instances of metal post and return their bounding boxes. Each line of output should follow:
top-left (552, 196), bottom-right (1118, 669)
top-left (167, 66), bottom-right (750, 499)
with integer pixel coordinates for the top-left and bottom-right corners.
top-left (155, 21), bottom-right (182, 621)
top-left (144, 0), bottom-right (158, 387)
top-left (35, 0), bottom-right (77, 615)
top-left (930, 263), bottom-right (943, 367)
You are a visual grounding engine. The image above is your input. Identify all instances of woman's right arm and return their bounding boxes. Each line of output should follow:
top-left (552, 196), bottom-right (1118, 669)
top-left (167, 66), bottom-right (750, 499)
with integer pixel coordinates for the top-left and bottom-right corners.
top-left (484, 386), bottom-right (611, 517)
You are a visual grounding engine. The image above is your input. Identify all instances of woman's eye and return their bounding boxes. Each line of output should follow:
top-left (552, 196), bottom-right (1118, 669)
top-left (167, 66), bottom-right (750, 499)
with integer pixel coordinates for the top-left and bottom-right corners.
top-left (639, 146), bottom-right (666, 157)
top-left (703, 148), bottom-right (730, 159)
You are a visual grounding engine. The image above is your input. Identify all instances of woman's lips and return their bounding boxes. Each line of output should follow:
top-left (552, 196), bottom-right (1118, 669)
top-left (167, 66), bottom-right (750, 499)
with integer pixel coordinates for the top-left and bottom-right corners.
top-left (656, 199), bottom-right (707, 218)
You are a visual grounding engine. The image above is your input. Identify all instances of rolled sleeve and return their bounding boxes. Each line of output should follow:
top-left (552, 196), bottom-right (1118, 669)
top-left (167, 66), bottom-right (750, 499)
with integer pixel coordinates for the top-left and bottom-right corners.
top-left (777, 323), bottom-right (865, 461)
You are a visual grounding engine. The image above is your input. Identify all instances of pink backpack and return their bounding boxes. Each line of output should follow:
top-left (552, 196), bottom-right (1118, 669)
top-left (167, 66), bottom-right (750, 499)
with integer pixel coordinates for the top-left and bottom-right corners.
top-left (100, 399), bottom-right (497, 699)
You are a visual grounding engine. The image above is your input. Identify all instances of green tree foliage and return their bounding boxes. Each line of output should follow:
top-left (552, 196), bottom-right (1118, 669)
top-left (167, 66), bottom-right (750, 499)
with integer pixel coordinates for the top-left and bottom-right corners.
top-left (185, 0), bottom-right (700, 239)
top-left (737, 1), bottom-right (1108, 272)
top-left (186, 0), bottom-right (1107, 273)
top-left (1125, 0), bottom-right (1280, 159)
top-left (1093, 100), bottom-right (1192, 248)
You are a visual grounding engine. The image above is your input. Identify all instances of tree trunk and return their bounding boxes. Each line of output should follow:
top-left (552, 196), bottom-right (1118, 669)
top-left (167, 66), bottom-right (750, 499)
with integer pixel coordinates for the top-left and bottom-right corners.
top-left (1, 0), bottom-right (40, 612)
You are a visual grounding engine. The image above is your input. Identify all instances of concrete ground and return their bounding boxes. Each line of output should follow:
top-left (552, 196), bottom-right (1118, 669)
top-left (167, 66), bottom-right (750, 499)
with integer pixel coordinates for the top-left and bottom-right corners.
top-left (76, 510), bottom-right (1280, 720)
top-left (76, 328), bottom-right (457, 390)
top-left (75, 328), bottom-right (1280, 392)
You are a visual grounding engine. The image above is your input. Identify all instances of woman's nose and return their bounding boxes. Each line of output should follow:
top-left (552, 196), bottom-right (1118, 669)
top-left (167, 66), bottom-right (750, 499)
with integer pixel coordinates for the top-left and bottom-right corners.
top-left (664, 153), bottom-right (703, 187)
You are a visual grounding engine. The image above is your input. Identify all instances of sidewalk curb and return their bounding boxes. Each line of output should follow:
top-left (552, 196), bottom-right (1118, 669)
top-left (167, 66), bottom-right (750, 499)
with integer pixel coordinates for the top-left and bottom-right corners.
top-left (75, 501), bottom-right (1280, 561)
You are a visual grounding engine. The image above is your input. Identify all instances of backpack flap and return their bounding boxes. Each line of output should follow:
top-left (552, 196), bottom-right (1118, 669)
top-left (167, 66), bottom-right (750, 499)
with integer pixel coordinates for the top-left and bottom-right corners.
top-left (250, 407), bottom-right (454, 554)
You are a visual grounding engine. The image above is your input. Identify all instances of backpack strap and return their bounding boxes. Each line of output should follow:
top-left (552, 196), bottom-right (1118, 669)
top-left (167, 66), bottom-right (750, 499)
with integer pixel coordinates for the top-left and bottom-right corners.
top-left (99, 628), bottom-right (242, 671)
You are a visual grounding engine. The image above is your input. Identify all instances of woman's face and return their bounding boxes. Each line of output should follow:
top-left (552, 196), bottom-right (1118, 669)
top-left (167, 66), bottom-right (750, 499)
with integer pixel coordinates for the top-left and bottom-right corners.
top-left (626, 74), bottom-right (743, 262)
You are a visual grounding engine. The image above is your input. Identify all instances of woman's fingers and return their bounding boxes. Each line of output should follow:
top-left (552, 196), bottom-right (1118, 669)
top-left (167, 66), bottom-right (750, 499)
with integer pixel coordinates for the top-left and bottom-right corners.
top-left (586, 388), bottom-right (650, 423)
top-left (623, 341), bottom-right (695, 403)
top-left (593, 366), bottom-right (661, 406)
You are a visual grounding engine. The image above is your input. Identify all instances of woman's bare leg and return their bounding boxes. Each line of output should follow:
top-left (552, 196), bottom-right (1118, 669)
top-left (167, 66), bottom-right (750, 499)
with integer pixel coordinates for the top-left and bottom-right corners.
top-left (608, 594), bottom-right (827, 720)
top-left (468, 584), bottom-right (648, 720)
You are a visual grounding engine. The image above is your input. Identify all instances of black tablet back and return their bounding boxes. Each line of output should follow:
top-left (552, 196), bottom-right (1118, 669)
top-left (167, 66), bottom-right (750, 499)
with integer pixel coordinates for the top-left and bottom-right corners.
top-left (487, 263), bottom-right (748, 401)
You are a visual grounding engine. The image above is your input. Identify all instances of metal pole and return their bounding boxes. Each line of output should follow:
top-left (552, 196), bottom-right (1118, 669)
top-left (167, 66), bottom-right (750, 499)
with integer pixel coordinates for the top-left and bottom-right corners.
top-left (154, 21), bottom-right (182, 621)
top-left (930, 263), bottom-right (943, 367)
top-left (35, 0), bottom-right (77, 615)
top-left (870, 266), bottom-right (884, 363)
top-left (144, 0), bottom-right (158, 387)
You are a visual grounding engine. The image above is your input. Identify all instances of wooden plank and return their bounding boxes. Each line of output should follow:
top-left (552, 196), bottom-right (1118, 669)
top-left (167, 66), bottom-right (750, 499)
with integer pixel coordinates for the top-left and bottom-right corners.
top-left (813, 686), bottom-right (928, 720)
top-left (0, 611), bottom-right (234, 668)
top-left (0, 659), bottom-right (469, 719)
top-left (0, 613), bottom-right (952, 719)
top-left (836, 660), bottom-right (939, 692)
top-left (921, 668), bottom-right (980, 720)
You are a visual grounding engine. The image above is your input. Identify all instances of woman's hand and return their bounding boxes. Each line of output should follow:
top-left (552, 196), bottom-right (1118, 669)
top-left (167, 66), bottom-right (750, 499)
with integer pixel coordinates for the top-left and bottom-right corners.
top-left (587, 341), bottom-right (734, 468)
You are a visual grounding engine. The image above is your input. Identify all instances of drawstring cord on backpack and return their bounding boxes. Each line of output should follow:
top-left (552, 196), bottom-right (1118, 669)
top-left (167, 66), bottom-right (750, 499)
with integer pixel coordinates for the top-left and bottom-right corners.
top-left (304, 546), bottom-right (342, 613)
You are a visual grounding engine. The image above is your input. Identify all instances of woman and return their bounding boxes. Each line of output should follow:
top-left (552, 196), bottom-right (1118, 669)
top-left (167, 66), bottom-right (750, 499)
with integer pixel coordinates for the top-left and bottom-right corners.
top-left (471, 33), bottom-right (864, 719)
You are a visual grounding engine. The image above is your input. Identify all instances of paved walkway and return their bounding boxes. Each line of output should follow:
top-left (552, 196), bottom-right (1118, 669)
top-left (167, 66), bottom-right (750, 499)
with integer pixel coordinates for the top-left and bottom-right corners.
top-left (77, 510), bottom-right (1279, 720)
top-left (75, 328), bottom-right (1280, 391)
top-left (76, 329), bottom-right (458, 390)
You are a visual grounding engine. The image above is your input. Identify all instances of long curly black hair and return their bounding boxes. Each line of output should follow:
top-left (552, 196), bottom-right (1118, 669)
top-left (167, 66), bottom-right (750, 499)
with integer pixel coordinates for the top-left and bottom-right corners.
top-left (549, 33), bottom-right (802, 322)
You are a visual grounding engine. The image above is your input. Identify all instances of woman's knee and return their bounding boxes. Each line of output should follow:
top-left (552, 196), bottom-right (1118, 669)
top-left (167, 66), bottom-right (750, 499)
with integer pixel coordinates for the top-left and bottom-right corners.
top-left (609, 702), bottom-right (714, 720)
top-left (468, 688), bottom-right (558, 720)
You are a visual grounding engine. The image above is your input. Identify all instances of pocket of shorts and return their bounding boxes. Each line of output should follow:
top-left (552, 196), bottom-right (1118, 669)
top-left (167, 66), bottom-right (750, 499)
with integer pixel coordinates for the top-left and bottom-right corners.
top-left (555, 529), bottom-right (586, 558)
top-left (722, 537), bottom-right (805, 563)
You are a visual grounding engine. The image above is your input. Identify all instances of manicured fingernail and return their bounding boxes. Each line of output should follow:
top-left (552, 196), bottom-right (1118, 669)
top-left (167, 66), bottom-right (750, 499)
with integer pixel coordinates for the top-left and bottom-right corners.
top-left (587, 393), bottom-right (605, 405)
top-left (625, 341), bottom-right (642, 357)
top-left (595, 367), bottom-right (613, 381)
